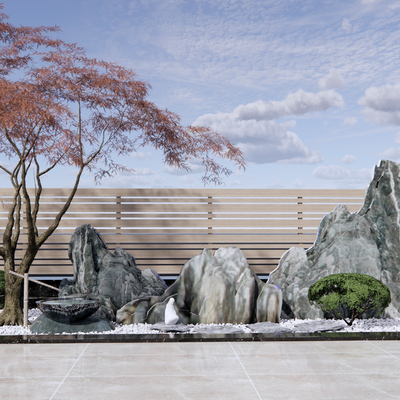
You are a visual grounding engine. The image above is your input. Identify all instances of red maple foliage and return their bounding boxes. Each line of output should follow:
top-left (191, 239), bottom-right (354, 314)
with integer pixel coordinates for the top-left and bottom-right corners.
top-left (0, 5), bottom-right (245, 325)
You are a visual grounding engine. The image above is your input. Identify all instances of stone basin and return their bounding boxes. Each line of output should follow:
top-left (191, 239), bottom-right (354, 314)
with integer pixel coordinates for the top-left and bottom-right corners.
top-left (36, 298), bottom-right (101, 324)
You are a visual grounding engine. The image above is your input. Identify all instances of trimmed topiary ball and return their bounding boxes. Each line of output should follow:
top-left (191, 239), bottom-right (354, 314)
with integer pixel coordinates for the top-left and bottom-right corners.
top-left (308, 273), bottom-right (391, 326)
top-left (0, 270), bottom-right (4, 309)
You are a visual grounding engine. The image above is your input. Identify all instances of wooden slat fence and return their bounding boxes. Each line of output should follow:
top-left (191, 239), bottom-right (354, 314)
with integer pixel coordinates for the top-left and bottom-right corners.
top-left (0, 188), bottom-right (366, 276)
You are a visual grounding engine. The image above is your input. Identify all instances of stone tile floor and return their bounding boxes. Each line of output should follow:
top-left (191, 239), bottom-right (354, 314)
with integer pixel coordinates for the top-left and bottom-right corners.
top-left (1, 341), bottom-right (400, 399)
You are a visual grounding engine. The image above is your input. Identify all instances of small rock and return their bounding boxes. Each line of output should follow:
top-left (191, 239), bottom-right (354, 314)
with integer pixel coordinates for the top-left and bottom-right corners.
top-left (246, 321), bottom-right (292, 333)
top-left (151, 323), bottom-right (192, 333)
top-left (191, 325), bottom-right (245, 334)
top-left (293, 320), bottom-right (346, 333)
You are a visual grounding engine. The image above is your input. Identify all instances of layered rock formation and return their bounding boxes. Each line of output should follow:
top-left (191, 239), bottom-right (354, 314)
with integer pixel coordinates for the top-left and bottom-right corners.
top-left (116, 247), bottom-right (282, 325)
top-left (59, 224), bottom-right (167, 320)
top-left (268, 160), bottom-right (400, 319)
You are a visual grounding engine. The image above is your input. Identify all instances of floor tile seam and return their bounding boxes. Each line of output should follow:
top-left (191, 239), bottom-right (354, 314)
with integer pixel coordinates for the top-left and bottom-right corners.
top-left (244, 372), bottom-right (400, 376)
top-left (230, 351), bottom-right (388, 356)
top-left (49, 343), bottom-right (90, 400)
top-left (367, 340), bottom-right (400, 360)
top-left (62, 373), bottom-right (260, 378)
top-left (5, 371), bottom-right (392, 378)
top-left (229, 342), bottom-right (263, 400)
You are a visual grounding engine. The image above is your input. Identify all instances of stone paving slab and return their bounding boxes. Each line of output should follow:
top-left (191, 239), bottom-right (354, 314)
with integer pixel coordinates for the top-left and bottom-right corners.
top-left (293, 320), bottom-right (347, 333)
top-left (247, 322), bottom-right (293, 333)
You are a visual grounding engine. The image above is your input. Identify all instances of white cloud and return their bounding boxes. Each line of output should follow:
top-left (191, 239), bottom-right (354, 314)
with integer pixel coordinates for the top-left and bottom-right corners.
top-left (311, 165), bottom-right (372, 183)
top-left (162, 159), bottom-right (203, 175)
top-left (193, 88), bottom-right (338, 165)
top-left (360, 0), bottom-right (381, 5)
top-left (342, 18), bottom-right (352, 34)
top-left (194, 112), bottom-right (323, 165)
top-left (178, 175), bottom-right (197, 187)
top-left (340, 155), bottom-right (358, 164)
top-left (343, 117), bottom-right (358, 126)
top-left (233, 89), bottom-right (344, 121)
top-left (395, 132), bottom-right (400, 144)
top-left (359, 84), bottom-right (400, 125)
top-left (318, 69), bottom-right (346, 90)
top-left (265, 180), bottom-right (285, 189)
top-left (235, 168), bottom-right (244, 176)
top-left (77, 172), bottom-right (164, 188)
top-left (293, 179), bottom-right (305, 188)
top-left (224, 180), bottom-right (242, 187)
top-left (132, 167), bottom-right (156, 176)
top-left (130, 151), bottom-right (153, 160)
top-left (379, 147), bottom-right (400, 161)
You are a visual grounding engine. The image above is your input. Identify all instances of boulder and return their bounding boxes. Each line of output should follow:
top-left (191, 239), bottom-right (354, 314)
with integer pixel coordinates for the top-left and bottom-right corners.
top-left (59, 224), bottom-right (167, 320)
top-left (116, 247), bottom-right (282, 325)
top-left (268, 160), bottom-right (400, 319)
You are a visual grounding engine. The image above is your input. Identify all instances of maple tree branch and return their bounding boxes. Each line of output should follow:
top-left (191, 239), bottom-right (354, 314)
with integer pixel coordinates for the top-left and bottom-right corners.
top-left (31, 155), bottom-right (42, 232)
top-left (2, 122), bottom-right (22, 159)
top-left (78, 100), bottom-right (83, 162)
top-left (36, 165), bottom-right (85, 247)
top-left (10, 184), bottom-right (22, 253)
top-left (38, 151), bottom-right (66, 176)
top-left (0, 163), bottom-right (11, 175)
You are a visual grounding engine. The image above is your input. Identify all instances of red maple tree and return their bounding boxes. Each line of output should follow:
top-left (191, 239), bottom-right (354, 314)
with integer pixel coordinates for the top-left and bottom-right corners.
top-left (0, 5), bottom-right (245, 325)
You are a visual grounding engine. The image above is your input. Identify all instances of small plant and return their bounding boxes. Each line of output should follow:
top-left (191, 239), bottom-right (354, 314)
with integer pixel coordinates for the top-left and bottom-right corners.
top-left (308, 273), bottom-right (391, 326)
top-left (0, 270), bottom-right (4, 309)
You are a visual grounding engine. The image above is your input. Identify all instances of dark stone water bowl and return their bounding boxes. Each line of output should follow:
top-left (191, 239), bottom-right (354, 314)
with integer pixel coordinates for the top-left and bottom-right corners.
top-left (36, 297), bottom-right (101, 324)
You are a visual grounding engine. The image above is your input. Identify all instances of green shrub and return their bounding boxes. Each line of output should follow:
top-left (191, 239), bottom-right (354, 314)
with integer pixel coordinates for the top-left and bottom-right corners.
top-left (0, 270), bottom-right (4, 309)
top-left (308, 273), bottom-right (391, 326)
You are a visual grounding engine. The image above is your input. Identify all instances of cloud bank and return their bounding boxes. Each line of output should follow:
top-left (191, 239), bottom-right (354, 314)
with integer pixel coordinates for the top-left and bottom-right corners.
top-left (193, 88), bottom-right (347, 165)
top-left (359, 83), bottom-right (400, 125)
top-left (233, 89), bottom-right (344, 121)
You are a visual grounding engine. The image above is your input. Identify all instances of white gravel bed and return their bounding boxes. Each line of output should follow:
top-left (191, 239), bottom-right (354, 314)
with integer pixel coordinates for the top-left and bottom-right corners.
top-left (1, 308), bottom-right (400, 335)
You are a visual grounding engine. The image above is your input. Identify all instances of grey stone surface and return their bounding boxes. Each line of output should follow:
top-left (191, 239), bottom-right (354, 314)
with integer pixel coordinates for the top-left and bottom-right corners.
top-left (293, 320), bottom-right (346, 333)
top-left (30, 314), bottom-right (115, 334)
top-left (36, 298), bottom-right (100, 324)
top-left (59, 224), bottom-right (167, 320)
top-left (268, 160), bottom-right (400, 320)
top-left (151, 323), bottom-right (193, 333)
top-left (191, 325), bottom-right (245, 334)
top-left (246, 322), bottom-right (293, 334)
top-left (116, 247), bottom-right (282, 325)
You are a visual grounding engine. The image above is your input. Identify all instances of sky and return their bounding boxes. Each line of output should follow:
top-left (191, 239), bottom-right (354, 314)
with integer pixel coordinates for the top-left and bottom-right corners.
top-left (2, 0), bottom-right (400, 190)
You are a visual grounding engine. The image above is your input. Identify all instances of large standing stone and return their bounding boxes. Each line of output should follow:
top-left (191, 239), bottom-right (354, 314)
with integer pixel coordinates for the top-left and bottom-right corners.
top-left (116, 247), bottom-right (282, 325)
top-left (268, 160), bottom-right (400, 319)
top-left (59, 224), bottom-right (167, 320)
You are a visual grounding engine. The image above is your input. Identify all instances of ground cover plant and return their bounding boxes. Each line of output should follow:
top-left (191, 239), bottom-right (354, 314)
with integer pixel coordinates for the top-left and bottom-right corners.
top-left (308, 273), bottom-right (391, 326)
top-left (0, 4), bottom-right (245, 326)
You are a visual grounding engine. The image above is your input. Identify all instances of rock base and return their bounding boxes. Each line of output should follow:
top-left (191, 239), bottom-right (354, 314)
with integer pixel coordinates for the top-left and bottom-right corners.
top-left (30, 314), bottom-right (115, 334)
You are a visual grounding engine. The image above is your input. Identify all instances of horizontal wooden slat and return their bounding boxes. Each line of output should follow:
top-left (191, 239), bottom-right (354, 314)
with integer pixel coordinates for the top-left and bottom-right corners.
top-left (0, 188), bottom-right (366, 276)
top-left (0, 203), bottom-right (362, 213)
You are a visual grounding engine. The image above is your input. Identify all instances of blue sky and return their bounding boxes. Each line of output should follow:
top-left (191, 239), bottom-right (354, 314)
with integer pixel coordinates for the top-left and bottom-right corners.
top-left (2, 0), bottom-right (400, 189)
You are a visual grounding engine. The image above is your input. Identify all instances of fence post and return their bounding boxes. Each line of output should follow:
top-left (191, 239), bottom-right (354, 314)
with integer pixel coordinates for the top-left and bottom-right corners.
top-left (208, 196), bottom-right (213, 249)
top-left (23, 273), bottom-right (29, 328)
top-left (298, 196), bottom-right (303, 248)
top-left (116, 195), bottom-right (121, 247)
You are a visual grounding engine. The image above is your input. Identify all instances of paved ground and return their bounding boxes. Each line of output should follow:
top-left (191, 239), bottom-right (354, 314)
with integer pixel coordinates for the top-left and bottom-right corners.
top-left (1, 340), bottom-right (400, 399)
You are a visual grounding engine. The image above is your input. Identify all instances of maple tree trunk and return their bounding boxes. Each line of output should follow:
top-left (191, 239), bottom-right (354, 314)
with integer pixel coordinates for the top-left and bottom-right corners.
top-left (0, 258), bottom-right (24, 326)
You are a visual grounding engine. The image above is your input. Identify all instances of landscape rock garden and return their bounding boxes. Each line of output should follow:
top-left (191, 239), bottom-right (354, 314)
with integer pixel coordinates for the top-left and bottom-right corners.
top-left (9, 159), bottom-right (400, 335)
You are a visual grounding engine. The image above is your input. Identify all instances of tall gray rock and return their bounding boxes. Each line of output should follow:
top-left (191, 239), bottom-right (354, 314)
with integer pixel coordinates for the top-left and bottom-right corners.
top-left (268, 160), bottom-right (400, 319)
top-left (59, 224), bottom-right (167, 320)
top-left (117, 247), bottom-right (282, 325)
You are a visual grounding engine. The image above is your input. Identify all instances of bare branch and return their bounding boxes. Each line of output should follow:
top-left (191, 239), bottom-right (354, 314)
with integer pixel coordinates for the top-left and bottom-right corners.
top-left (0, 163), bottom-right (11, 175)
top-left (36, 165), bottom-right (84, 247)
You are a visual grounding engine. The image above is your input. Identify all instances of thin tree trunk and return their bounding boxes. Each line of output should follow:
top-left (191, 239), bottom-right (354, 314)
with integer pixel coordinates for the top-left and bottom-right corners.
top-left (0, 258), bottom-right (24, 326)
